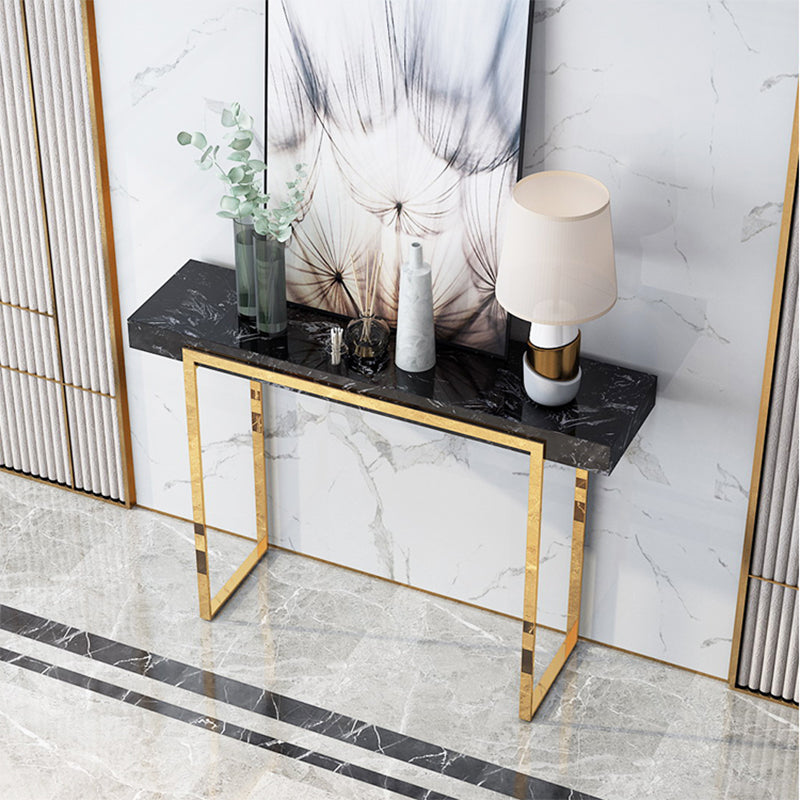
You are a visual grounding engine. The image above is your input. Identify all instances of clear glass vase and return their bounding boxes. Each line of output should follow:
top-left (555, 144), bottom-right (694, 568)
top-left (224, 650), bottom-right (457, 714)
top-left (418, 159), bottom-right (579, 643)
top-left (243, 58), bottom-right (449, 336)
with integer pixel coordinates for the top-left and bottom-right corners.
top-left (254, 234), bottom-right (288, 336)
top-left (233, 217), bottom-right (256, 320)
top-left (344, 314), bottom-right (390, 372)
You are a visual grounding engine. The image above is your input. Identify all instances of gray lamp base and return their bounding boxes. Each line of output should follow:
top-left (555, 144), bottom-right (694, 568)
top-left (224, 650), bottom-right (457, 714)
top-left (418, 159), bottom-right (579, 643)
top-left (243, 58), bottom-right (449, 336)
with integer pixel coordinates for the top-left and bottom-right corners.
top-left (522, 353), bottom-right (582, 406)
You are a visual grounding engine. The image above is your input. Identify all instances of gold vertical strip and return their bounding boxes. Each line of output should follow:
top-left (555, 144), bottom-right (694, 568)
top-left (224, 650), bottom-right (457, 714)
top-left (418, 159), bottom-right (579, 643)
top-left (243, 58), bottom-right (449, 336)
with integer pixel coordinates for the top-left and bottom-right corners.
top-left (18, 0), bottom-right (75, 488)
top-left (250, 381), bottom-right (269, 557)
top-left (80, 0), bottom-right (135, 507)
top-left (566, 469), bottom-right (589, 645)
top-left (729, 92), bottom-right (799, 688)
top-left (184, 351), bottom-right (212, 620)
top-left (519, 442), bottom-right (544, 721)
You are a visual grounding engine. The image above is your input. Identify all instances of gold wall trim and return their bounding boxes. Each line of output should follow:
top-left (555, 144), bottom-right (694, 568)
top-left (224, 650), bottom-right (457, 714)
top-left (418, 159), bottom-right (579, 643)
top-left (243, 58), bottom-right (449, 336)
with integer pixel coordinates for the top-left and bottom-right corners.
top-left (19, 0), bottom-right (76, 488)
top-left (746, 574), bottom-right (798, 592)
top-left (730, 684), bottom-right (799, 710)
top-left (0, 299), bottom-right (53, 318)
top-left (81, 0), bottom-right (136, 508)
top-left (0, 362), bottom-right (116, 399)
top-left (728, 91), bottom-right (799, 689)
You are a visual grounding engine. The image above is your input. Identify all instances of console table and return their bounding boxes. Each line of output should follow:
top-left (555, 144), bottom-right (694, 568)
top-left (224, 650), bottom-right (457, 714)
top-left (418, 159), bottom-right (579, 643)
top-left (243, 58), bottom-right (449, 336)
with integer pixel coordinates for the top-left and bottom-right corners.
top-left (128, 260), bottom-right (657, 720)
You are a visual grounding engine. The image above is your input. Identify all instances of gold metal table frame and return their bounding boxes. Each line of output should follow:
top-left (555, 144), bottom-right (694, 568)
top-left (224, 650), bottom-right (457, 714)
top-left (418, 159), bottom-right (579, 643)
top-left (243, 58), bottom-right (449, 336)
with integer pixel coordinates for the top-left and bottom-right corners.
top-left (183, 347), bottom-right (588, 721)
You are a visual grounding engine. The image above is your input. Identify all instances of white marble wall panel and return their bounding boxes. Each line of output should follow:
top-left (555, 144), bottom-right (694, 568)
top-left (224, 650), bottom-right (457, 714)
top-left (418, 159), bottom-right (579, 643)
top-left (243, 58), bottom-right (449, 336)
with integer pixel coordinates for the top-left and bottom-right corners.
top-left (522, 0), bottom-right (797, 675)
top-left (262, 385), bottom-right (577, 630)
top-left (92, 0), bottom-right (265, 513)
top-left (197, 366), bottom-right (258, 539)
top-left (94, 0), bottom-right (797, 677)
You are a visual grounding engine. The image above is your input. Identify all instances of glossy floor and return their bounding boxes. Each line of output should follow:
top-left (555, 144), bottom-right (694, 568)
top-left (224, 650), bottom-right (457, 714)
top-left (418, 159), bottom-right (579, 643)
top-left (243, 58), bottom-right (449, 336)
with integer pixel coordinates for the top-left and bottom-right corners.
top-left (0, 470), bottom-right (796, 800)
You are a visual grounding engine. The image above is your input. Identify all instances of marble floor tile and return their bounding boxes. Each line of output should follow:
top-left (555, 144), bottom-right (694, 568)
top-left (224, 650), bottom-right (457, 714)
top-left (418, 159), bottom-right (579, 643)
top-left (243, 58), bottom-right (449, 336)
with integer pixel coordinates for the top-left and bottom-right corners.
top-left (0, 470), bottom-right (796, 800)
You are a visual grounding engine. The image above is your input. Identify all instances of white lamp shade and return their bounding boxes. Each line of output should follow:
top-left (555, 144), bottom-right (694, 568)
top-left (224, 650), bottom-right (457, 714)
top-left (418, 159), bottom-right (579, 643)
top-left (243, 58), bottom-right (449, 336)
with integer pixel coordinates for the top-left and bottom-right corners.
top-left (496, 171), bottom-right (616, 325)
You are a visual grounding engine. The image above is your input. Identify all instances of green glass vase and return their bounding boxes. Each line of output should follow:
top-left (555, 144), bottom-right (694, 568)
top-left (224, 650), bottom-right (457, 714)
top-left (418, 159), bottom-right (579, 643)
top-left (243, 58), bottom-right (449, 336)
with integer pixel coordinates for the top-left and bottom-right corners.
top-left (254, 234), bottom-right (287, 336)
top-left (233, 217), bottom-right (256, 321)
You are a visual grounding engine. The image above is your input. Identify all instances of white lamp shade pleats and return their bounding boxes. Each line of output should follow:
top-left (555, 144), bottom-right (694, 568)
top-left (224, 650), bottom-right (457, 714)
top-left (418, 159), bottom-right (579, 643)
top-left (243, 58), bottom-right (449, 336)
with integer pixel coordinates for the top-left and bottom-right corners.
top-left (496, 171), bottom-right (617, 325)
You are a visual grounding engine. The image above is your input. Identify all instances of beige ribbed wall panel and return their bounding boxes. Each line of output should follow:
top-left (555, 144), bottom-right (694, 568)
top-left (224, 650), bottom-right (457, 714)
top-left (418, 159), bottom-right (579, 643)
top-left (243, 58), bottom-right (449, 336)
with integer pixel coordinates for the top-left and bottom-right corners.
top-left (0, 304), bottom-right (59, 379)
top-left (66, 387), bottom-right (122, 500)
top-left (24, 1), bottom-right (114, 396)
top-left (738, 579), bottom-right (798, 703)
top-left (0, 2), bottom-right (53, 314)
top-left (0, 370), bottom-right (70, 484)
top-left (735, 193), bottom-right (798, 704)
top-left (0, 1), bottom-right (129, 502)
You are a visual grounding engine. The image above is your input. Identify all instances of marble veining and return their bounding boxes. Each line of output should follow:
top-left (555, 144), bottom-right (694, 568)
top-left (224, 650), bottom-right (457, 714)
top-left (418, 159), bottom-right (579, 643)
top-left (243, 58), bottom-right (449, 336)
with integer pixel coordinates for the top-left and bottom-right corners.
top-left (1, 470), bottom-right (798, 799)
top-left (128, 261), bottom-right (656, 474)
top-left (0, 646), bottom-right (458, 800)
top-left (0, 604), bottom-right (599, 800)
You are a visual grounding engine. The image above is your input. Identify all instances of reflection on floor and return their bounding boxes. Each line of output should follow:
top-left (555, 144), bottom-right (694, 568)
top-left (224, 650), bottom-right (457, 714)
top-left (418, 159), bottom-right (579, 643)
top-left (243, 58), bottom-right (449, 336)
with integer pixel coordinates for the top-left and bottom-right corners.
top-left (0, 470), bottom-right (797, 800)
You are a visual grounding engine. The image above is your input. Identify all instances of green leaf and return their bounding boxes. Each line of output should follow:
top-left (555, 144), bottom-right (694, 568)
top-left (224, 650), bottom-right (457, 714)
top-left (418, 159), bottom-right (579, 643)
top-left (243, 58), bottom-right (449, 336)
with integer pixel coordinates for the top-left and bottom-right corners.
top-left (197, 158), bottom-right (214, 171)
top-left (228, 151), bottom-right (249, 162)
top-left (200, 145), bottom-right (213, 163)
top-left (231, 101), bottom-right (241, 118)
top-left (177, 131), bottom-right (192, 145)
top-left (217, 210), bottom-right (239, 219)
top-left (230, 131), bottom-right (253, 149)
top-left (232, 184), bottom-right (251, 196)
top-left (248, 159), bottom-right (267, 172)
top-left (238, 201), bottom-right (255, 217)
top-left (220, 196), bottom-right (240, 213)
top-left (191, 132), bottom-right (207, 149)
top-left (227, 166), bottom-right (245, 183)
top-left (237, 111), bottom-right (253, 130)
top-left (221, 108), bottom-right (236, 127)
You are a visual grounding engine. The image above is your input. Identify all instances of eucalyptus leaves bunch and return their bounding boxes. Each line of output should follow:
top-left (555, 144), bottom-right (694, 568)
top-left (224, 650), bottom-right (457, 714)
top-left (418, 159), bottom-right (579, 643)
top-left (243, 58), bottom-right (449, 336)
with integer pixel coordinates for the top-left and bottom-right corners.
top-left (177, 102), bottom-right (305, 243)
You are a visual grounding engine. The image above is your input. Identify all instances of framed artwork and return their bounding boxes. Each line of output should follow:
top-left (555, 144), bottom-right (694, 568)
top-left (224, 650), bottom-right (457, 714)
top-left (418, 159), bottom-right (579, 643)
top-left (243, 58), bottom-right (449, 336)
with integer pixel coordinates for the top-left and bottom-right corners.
top-left (267, 0), bottom-right (532, 357)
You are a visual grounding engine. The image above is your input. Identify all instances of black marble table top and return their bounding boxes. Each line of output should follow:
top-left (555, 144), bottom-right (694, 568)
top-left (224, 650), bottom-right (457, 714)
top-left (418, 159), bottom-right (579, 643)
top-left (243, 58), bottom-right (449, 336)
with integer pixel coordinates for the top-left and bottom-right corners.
top-left (128, 260), bottom-right (657, 474)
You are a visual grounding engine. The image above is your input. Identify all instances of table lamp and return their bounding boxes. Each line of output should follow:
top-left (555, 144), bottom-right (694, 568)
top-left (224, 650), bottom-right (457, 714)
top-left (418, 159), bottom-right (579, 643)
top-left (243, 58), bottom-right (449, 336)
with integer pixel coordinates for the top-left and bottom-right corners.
top-left (496, 170), bottom-right (616, 406)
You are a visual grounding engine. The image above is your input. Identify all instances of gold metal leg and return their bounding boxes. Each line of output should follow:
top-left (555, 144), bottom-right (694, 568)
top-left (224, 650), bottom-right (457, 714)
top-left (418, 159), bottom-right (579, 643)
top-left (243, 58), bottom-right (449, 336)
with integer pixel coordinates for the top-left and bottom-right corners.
top-left (182, 346), bottom-right (588, 719)
top-left (183, 352), bottom-right (269, 620)
top-left (519, 444), bottom-right (544, 719)
top-left (251, 381), bottom-right (269, 558)
top-left (519, 467), bottom-right (589, 721)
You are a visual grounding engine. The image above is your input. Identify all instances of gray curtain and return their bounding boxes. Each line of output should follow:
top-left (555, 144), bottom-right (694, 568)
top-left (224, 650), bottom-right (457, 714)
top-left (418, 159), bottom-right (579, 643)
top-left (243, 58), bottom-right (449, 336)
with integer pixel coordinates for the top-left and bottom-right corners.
top-left (737, 189), bottom-right (799, 703)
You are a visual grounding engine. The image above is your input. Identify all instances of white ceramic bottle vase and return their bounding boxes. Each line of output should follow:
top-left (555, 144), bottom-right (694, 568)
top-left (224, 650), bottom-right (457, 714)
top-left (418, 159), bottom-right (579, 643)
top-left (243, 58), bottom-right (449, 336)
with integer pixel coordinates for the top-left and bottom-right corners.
top-left (395, 241), bottom-right (436, 373)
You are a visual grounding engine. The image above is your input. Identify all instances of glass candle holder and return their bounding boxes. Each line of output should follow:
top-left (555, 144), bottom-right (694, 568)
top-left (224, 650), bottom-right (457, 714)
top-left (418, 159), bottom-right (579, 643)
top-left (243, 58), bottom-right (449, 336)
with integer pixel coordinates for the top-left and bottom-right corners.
top-left (344, 315), bottom-right (390, 372)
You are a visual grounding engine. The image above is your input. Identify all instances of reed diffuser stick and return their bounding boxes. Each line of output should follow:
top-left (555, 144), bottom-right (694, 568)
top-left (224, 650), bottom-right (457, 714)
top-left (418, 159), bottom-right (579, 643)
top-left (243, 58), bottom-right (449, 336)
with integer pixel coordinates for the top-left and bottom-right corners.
top-left (347, 250), bottom-right (384, 343)
top-left (348, 256), bottom-right (366, 317)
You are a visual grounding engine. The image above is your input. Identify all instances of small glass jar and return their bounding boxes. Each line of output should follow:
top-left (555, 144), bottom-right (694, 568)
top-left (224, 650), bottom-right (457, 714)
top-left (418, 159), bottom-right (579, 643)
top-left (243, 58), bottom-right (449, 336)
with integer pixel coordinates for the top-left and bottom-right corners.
top-left (344, 314), bottom-right (390, 372)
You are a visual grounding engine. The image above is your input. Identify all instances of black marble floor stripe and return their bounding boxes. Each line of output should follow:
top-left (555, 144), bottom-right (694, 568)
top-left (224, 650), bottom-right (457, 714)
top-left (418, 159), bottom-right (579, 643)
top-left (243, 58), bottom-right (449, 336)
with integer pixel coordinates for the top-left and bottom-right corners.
top-left (0, 645), bottom-right (457, 800)
top-left (0, 604), bottom-right (600, 800)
